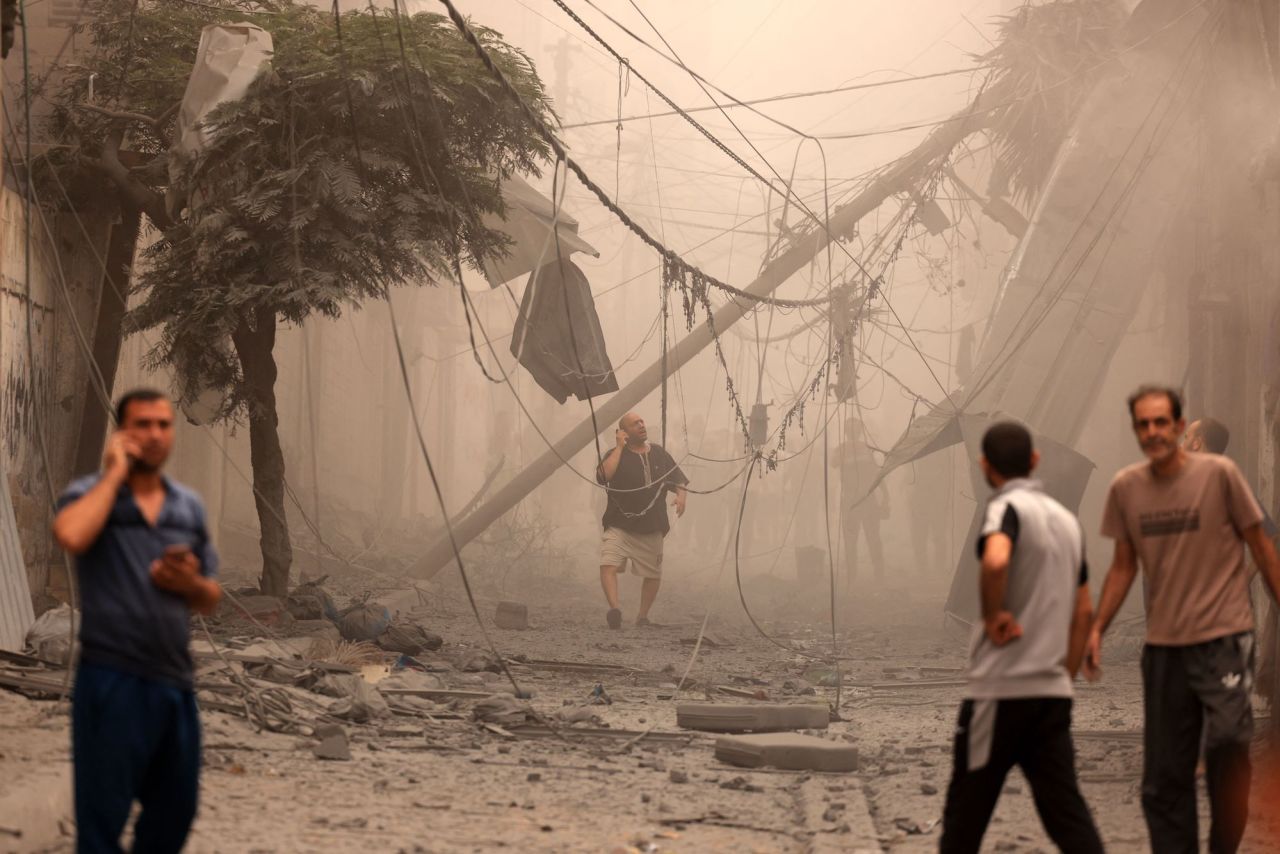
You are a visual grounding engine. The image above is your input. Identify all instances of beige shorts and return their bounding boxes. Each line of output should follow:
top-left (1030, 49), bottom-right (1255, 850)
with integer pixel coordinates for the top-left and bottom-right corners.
top-left (600, 527), bottom-right (665, 579)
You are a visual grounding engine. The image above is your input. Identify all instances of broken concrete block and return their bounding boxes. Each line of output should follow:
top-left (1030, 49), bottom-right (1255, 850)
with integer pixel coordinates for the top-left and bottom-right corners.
top-left (494, 601), bottom-right (529, 630)
top-left (378, 671), bottom-right (447, 692)
top-left (312, 725), bottom-right (351, 761)
top-left (676, 702), bottom-right (829, 733)
top-left (715, 732), bottom-right (859, 773)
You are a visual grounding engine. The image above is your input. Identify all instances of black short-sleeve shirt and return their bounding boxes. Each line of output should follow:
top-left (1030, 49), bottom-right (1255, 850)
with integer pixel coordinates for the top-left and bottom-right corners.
top-left (597, 443), bottom-right (689, 536)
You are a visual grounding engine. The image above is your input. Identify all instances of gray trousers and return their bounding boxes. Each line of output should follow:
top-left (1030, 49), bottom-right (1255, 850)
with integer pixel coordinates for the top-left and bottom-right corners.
top-left (1141, 633), bottom-right (1255, 854)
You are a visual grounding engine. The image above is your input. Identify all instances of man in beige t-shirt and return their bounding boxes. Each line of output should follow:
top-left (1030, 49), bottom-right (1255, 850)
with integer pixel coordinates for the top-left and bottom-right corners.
top-left (1086, 386), bottom-right (1280, 854)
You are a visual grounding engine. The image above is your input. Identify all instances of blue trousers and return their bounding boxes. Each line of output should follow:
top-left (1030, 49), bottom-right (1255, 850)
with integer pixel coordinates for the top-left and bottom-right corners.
top-left (72, 662), bottom-right (201, 854)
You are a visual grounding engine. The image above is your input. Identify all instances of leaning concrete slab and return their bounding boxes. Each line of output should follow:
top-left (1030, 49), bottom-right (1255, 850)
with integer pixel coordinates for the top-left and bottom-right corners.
top-left (715, 732), bottom-right (859, 773)
top-left (677, 702), bottom-right (829, 733)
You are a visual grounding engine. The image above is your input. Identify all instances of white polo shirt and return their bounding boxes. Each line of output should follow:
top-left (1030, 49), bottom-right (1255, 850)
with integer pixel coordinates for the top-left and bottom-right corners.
top-left (965, 478), bottom-right (1086, 700)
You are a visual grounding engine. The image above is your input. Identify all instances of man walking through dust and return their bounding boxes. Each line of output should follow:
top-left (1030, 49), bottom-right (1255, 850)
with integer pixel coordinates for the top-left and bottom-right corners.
top-left (1086, 386), bottom-right (1280, 854)
top-left (53, 389), bottom-right (222, 853)
top-left (596, 411), bottom-right (689, 629)
top-left (940, 421), bottom-right (1102, 853)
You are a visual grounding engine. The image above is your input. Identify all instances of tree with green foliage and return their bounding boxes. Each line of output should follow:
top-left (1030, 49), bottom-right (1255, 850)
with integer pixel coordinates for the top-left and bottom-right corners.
top-left (38, 0), bottom-right (553, 595)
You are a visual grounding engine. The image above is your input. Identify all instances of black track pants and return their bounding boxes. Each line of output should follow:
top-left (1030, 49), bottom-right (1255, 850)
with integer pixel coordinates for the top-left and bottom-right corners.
top-left (1141, 635), bottom-right (1255, 854)
top-left (940, 697), bottom-right (1104, 853)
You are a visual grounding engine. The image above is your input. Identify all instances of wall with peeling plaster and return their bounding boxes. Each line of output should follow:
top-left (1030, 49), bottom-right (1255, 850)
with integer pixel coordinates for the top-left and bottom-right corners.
top-left (0, 184), bottom-right (110, 603)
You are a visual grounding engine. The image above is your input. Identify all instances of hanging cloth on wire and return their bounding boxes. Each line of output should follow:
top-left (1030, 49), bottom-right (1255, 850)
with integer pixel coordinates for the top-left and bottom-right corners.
top-left (510, 259), bottom-right (619, 404)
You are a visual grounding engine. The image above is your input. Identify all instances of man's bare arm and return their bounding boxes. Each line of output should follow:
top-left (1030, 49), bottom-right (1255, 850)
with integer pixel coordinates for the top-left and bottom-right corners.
top-left (1243, 523), bottom-right (1280, 606)
top-left (1082, 539), bottom-right (1137, 680)
top-left (52, 433), bottom-right (135, 555)
top-left (980, 533), bottom-right (1013, 623)
top-left (598, 447), bottom-right (624, 482)
top-left (599, 430), bottom-right (628, 482)
top-left (1066, 584), bottom-right (1093, 678)
top-left (1092, 539), bottom-right (1138, 636)
top-left (980, 532), bottom-right (1022, 645)
top-left (53, 471), bottom-right (125, 554)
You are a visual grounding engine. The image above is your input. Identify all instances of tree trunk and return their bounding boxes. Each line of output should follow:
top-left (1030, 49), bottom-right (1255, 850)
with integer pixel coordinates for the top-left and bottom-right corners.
top-left (231, 306), bottom-right (293, 597)
top-left (73, 208), bottom-right (141, 476)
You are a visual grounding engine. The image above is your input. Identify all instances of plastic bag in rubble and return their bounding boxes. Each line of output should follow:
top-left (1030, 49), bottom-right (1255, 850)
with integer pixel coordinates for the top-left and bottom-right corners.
top-left (24, 604), bottom-right (79, 665)
top-left (376, 623), bottom-right (443, 655)
top-left (337, 604), bottom-right (391, 642)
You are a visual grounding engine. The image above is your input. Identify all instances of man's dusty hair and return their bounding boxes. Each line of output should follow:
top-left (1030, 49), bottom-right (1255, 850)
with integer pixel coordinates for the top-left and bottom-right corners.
top-left (1127, 385), bottom-right (1183, 421)
top-left (115, 388), bottom-right (168, 426)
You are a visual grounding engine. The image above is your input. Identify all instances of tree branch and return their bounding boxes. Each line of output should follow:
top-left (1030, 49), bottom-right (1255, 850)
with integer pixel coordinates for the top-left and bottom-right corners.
top-left (82, 128), bottom-right (171, 228)
top-left (75, 100), bottom-right (180, 134)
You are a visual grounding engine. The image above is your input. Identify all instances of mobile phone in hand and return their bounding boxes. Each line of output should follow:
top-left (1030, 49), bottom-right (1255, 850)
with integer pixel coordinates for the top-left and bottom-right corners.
top-left (164, 543), bottom-right (193, 559)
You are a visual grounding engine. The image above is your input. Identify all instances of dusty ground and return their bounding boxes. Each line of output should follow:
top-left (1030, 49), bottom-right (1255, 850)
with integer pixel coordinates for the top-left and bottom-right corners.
top-left (2, 561), bottom-right (1278, 853)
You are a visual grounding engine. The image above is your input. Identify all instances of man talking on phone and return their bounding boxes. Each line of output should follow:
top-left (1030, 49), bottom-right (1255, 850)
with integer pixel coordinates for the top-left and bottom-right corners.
top-left (53, 389), bottom-right (221, 853)
top-left (596, 412), bottom-right (688, 629)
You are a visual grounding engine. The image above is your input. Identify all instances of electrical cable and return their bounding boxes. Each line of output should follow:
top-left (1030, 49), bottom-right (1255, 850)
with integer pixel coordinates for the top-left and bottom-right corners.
top-left (363, 3), bottom-right (856, 692)
top-left (436, 0), bottom-right (832, 311)
top-left (467, 0), bottom-right (966, 422)
top-left (829, 6), bottom-right (1218, 523)
top-left (576, 0), bottom-right (1216, 418)
top-left (333, 0), bottom-right (531, 697)
top-left (561, 66), bottom-right (990, 130)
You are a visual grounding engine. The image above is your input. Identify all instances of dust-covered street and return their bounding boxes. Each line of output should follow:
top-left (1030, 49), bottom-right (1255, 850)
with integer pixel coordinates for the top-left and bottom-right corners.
top-left (4, 564), bottom-right (1278, 852)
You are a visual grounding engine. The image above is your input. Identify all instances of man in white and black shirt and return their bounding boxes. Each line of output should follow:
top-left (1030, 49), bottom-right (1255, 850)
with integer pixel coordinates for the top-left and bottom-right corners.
top-left (940, 421), bottom-right (1102, 853)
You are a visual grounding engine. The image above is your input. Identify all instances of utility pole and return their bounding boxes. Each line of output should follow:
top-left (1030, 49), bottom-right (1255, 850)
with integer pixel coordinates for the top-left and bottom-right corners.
top-left (412, 91), bottom-right (1000, 578)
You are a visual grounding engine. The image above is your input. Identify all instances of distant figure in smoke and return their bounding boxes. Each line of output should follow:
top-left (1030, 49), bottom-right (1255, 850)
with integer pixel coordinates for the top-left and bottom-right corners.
top-left (690, 428), bottom-right (735, 559)
top-left (1088, 387), bottom-right (1280, 854)
top-left (909, 456), bottom-right (951, 579)
top-left (52, 389), bottom-right (222, 853)
top-left (834, 416), bottom-right (886, 583)
top-left (939, 421), bottom-right (1103, 853)
top-left (596, 412), bottom-right (689, 629)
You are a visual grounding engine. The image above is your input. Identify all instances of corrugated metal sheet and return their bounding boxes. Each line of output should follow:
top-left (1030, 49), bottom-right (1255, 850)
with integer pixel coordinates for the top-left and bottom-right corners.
top-left (0, 466), bottom-right (35, 650)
